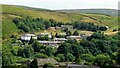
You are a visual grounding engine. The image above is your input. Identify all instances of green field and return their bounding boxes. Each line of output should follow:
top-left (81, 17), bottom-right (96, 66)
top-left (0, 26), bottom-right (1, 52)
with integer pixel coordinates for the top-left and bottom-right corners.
top-left (1, 4), bottom-right (118, 36)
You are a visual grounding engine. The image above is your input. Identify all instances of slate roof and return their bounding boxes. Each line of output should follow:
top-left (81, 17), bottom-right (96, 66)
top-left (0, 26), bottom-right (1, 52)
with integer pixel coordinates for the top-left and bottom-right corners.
top-left (36, 58), bottom-right (58, 66)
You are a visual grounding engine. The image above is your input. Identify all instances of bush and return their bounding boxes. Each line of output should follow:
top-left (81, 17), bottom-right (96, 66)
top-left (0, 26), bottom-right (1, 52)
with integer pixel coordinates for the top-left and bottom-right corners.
top-left (53, 57), bottom-right (60, 62)
top-left (43, 63), bottom-right (54, 68)
top-left (33, 53), bottom-right (48, 58)
top-left (81, 54), bottom-right (95, 63)
top-left (57, 54), bottom-right (65, 62)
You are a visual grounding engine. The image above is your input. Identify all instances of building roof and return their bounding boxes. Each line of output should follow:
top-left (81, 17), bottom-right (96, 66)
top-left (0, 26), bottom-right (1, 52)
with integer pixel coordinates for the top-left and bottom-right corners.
top-left (61, 25), bottom-right (73, 27)
top-left (36, 58), bottom-right (58, 65)
top-left (40, 32), bottom-right (50, 35)
top-left (53, 38), bottom-right (67, 41)
top-left (67, 64), bottom-right (100, 68)
top-left (22, 34), bottom-right (35, 37)
top-left (80, 34), bottom-right (92, 37)
top-left (38, 41), bottom-right (61, 44)
top-left (67, 36), bottom-right (82, 38)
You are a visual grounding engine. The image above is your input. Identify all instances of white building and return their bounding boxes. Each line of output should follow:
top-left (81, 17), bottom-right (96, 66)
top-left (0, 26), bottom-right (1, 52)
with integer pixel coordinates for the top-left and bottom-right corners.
top-left (53, 38), bottom-right (67, 42)
top-left (21, 34), bottom-right (37, 41)
top-left (38, 41), bottom-right (61, 47)
top-left (67, 35), bottom-right (82, 40)
top-left (37, 32), bottom-right (52, 38)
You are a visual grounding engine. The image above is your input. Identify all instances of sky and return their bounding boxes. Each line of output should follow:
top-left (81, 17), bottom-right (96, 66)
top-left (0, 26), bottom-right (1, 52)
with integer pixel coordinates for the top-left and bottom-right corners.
top-left (0, 0), bottom-right (119, 10)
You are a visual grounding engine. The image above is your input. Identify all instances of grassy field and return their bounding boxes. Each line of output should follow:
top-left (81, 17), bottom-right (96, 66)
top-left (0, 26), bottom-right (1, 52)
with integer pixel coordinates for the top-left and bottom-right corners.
top-left (2, 14), bottom-right (18, 37)
top-left (1, 4), bottom-right (119, 36)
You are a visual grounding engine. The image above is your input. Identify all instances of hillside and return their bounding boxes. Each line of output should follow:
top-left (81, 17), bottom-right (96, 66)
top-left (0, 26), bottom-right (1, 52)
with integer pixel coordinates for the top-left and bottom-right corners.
top-left (1, 4), bottom-right (118, 36)
top-left (56, 9), bottom-right (119, 16)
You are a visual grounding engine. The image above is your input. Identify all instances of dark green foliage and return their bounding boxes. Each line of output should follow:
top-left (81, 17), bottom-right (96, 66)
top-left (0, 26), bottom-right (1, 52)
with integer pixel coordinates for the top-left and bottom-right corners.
top-left (66, 53), bottom-right (75, 62)
top-left (37, 35), bottom-right (50, 41)
top-left (116, 49), bottom-right (120, 64)
top-left (73, 22), bottom-right (107, 32)
top-left (33, 53), bottom-right (48, 58)
top-left (57, 54), bottom-right (65, 62)
top-left (32, 40), bottom-right (44, 52)
top-left (56, 32), bottom-right (119, 67)
top-left (81, 54), bottom-right (95, 63)
top-left (30, 59), bottom-right (38, 68)
top-left (13, 17), bottom-right (64, 32)
top-left (18, 24), bottom-right (30, 32)
top-left (73, 30), bottom-right (79, 36)
top-left (66, 31), bottom-right (72, 36)
top-left (45, 47), bottom-right (54, 56)
top-left (43, 63), bottom-right (48, 68)
top-left (43, 63), bottom-right (54, 68)
top-left (44, 20), bottom-right (51, 29)
top-left (17, 46), bottom-right (34, 58)
top-left (99, 26), bottom-right (107, 31)
top-left (11, 49), bottom-right (17, 56)
top-left (2, 64), bottom-right (28, 68)
top-left (87, 32), bottom-right (107, 41)
top-left (75, 58), bottom-right (81, 64)
top-left (93, 54), bottom-right (112, 67)
top-left (29, 38), bottom-right (35, 44)
top-left (57, 43), bottom-right (70, 55)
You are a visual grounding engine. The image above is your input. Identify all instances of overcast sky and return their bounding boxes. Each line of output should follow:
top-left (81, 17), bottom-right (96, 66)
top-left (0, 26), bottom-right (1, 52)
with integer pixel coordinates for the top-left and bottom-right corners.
top-left (0, 0), bottom-right (119, 10)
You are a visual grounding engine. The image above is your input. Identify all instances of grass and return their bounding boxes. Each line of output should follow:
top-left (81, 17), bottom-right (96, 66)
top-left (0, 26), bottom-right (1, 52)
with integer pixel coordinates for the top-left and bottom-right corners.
top-left (2, 14), bottom-right (18, 37)
top-left (2, 4), bottom-right (118, 25)
top-left (1, 4), bottom-right (119, 37)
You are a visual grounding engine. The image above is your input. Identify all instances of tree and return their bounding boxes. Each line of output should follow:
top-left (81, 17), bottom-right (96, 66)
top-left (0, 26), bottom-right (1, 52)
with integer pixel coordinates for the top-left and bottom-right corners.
top-left (66, 53), bottom-right (75, 62)
top-left (57, 54), bottom-right (65, 62)
top-left (37, 35), bottom-right (50, 41)
top-left (116, 49), bottom-right (120, 64)
top-left (30, 59), bottom-right (38, 68)
top-left (75, 58), bottom-right (82, 64)
top-left (33, 53), bottom-right (48, 58)
top-left (99, 26), bottom-right (107, 31)
top-left (17, 46), bottom-right (34, 58)
top-left (66, 31), bottom-right (71, 36)
top-left (23, 46), bottom-right (34, 58)
top-left (87, 32), bottom-right (107, 41)
top-left (29, 37), bottom-right (35, 44)
top-left (44, 21), bottom-right (51, 29)
top-left (18, 24), bottom-right (30, 32)
top-left (57, 43), bottom-right (69, 55)
top-left (81, 54), bottom-right (95, 63)
top-left (17, 48), bottom-right (23, 56)
top-left (73, 30), bottom-right (79, 36)
top-left (93, 54), bottom-right (110, 67)
top-left (45, 47), bottom-right (54, 56)
top-left (32, 40), bottom-right (42, 52)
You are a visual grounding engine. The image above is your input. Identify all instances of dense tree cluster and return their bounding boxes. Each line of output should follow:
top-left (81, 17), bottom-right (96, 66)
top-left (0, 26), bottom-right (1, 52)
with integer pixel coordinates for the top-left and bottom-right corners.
top-left (13, 17), bottom-right (64, 32)
top-left (13, 17), bottom-right (107, 33)
top-left (17, 40), bottom-right (54, 58)
top-left (73, 22), bottom-right (107, 32)
top-left (56, 32), bottom-right (119, 67)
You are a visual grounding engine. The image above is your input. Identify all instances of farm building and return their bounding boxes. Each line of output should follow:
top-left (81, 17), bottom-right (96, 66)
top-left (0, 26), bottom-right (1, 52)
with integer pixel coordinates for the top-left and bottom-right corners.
top-left (67, 64), bottom-right (100, 68)
top-left (36, 58), bottom-right (58, 66)
top-left (38, 41), bottom-right (61, 47)
top-left (37, 32), bottom-right (52, 38)
top-left (61, 25), bottom-right (73, 31)
top-left (21, 34), bottom-right (37, 41)
top-left (67, 35), bottom-right (82, 40)
top-left (53, 38), bottom-right (67, 42)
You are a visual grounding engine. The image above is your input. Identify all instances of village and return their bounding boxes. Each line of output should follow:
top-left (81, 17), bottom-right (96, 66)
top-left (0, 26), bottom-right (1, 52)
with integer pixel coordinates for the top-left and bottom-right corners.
top-left (11, 25), bottom-right (98, 68)
top-left (1, 1), bottom-right (120, 68)
top-left (19, 33), bottom-right (98, 68)
top-left (19, 25), bottom-right (92, 47)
